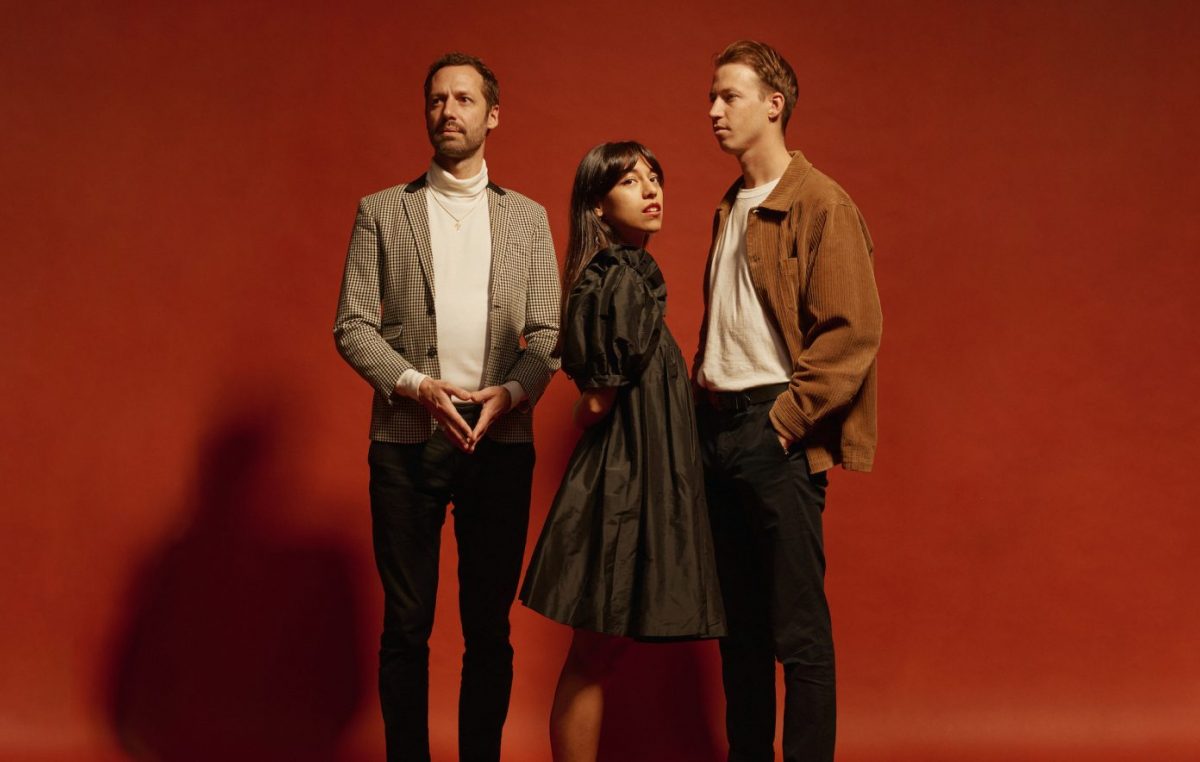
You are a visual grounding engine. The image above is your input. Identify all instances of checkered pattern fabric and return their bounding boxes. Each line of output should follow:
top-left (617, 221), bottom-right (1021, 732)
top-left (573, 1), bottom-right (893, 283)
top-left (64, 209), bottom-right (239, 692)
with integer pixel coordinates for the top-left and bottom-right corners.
top-left (334, 175), bottom-right (561, 443)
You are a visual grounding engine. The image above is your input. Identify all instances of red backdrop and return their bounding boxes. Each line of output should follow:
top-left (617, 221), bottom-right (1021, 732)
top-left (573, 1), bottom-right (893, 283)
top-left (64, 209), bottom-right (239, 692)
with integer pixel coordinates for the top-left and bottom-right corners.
top-left (2, 1), bottom-right (1198, 760)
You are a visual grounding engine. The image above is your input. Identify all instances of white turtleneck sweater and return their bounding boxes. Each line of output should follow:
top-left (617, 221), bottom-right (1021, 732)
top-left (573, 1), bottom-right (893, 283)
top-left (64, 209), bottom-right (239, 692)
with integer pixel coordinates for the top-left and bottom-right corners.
top-left (395, 161), bottom-right (525, 407)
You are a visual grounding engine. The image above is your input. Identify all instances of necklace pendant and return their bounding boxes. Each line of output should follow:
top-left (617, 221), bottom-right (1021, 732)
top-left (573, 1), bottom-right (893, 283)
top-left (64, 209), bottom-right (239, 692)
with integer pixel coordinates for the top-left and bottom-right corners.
top-left (454, 221), bottom-right (461, 231)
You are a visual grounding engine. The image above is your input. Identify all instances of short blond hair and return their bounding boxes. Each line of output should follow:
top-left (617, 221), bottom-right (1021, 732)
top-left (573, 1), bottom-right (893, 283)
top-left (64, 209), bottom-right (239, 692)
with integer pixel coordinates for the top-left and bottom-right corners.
top-left (715, 40), bottom-right (799, 129)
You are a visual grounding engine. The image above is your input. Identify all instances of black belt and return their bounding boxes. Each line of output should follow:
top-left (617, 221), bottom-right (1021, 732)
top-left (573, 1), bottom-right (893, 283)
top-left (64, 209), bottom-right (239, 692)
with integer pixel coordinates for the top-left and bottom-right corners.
top-left (697, 382), bottom-right (789, 412)
top-left (452, 402), bottom-right (482, 424)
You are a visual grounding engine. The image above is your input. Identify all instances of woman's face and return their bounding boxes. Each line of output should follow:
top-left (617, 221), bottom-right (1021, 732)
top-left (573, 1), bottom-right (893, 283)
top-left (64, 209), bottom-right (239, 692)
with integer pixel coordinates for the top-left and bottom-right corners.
top-left (596, 157), bottom-right (663, 246)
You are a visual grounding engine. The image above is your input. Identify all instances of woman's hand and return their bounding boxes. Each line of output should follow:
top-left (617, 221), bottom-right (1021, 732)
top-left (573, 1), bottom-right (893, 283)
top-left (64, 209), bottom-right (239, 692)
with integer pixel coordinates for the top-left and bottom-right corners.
top-left (572, 387), bottom-right (618, 429)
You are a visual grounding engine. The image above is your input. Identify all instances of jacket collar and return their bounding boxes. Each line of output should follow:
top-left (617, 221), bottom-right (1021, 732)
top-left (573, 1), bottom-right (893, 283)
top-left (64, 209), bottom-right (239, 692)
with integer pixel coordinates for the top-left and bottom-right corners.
top-left (717, 149), bottom-right (812, 215)
top-left (403, 173), bottom-right (506, 196)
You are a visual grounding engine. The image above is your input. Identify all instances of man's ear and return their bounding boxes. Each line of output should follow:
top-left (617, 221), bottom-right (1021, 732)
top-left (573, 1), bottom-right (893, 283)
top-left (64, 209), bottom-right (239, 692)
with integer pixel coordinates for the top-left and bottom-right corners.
top-left (487, 105), bottom-right (500, 130)
top-left (766, 91), bottom-right (786, 123)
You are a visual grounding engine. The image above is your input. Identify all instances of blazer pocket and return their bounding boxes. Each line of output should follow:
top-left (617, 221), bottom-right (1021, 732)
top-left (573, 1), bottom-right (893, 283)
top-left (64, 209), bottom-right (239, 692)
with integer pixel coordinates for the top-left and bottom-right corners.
top-left (380, 323), bottom-right (404, 348)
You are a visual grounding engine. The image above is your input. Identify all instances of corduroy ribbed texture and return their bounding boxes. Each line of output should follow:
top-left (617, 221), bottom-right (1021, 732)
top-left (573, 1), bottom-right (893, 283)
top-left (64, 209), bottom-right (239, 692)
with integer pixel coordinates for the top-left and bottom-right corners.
top-left (696, 151), bottom-right (882, 472)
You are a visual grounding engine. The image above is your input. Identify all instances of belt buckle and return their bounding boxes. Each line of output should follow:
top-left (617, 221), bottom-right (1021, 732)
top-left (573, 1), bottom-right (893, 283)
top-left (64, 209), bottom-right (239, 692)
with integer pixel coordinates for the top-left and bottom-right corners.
top-left (720, 391), bottom-right (751, 412)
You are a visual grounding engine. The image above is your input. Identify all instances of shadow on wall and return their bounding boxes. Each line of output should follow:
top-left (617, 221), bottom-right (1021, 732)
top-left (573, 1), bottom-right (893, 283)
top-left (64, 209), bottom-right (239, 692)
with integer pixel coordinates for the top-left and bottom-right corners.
top-left (598, 640), bottom-right (724, 762)
top-left (105, 404), bottom-right (364, 761)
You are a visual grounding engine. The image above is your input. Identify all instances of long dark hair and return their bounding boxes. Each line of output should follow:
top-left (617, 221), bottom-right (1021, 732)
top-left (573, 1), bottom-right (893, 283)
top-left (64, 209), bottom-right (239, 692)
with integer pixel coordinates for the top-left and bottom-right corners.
top-left (558, 141), bottom-right (665, 349)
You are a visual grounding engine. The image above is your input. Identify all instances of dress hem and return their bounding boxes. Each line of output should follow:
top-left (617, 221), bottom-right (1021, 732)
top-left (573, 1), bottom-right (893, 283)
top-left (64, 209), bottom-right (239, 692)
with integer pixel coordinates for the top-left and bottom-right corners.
top-left (520, 600), bottom-right (726, 642)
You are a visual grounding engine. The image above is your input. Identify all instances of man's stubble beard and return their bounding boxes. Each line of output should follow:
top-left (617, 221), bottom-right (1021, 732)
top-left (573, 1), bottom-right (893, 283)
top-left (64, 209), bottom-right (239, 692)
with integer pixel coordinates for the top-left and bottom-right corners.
top-left (430, 128), bottom-right (485, 161)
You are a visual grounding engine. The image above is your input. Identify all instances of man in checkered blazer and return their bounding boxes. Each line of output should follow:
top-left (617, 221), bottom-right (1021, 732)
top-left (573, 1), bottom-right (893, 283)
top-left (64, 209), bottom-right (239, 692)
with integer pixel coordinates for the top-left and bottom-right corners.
top-left (333, 53), bottom-right (559, 762)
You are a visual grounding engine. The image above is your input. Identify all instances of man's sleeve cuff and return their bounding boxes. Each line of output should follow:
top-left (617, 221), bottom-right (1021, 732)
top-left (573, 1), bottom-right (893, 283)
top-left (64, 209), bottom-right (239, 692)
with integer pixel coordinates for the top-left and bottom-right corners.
top-left (502, 381), bottom-right (527, 411)
top-left (393, 369), bottom-right (428, 403)
top-left (770, 392), bottom-right (813, 442)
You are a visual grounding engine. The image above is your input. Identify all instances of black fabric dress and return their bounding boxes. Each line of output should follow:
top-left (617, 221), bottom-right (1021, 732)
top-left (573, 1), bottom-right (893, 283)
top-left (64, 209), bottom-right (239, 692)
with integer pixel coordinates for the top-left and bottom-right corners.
top-left (520, 246), bottom-right (725, 640)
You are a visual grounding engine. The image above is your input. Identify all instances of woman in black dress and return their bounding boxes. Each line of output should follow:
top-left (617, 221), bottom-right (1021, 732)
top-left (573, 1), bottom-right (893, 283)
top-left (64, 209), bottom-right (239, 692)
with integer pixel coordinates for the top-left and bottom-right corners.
top-left (520, 142), bottom-right (725, 760)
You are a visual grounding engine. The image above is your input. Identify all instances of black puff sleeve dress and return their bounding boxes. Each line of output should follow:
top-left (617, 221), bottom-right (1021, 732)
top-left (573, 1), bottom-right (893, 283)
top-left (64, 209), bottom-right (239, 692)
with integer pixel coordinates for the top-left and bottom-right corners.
top-left (520, 246), bottom-right (725, 640)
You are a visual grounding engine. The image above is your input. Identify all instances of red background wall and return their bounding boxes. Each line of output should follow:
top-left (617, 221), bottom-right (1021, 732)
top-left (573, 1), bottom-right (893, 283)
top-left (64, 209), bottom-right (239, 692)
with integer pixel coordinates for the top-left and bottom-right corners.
top-left (2, 1), bottom-right (1198, 760)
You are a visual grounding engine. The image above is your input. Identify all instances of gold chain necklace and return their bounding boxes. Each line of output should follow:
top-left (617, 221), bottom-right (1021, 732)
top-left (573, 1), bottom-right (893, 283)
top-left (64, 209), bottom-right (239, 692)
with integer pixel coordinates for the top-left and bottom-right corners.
top-left (429, 189), bottom-right (482, 231)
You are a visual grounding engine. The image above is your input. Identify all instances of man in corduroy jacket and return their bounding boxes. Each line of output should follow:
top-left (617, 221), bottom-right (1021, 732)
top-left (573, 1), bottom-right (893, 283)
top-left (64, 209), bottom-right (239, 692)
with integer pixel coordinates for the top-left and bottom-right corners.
top-left (694, 40), bottom-right (883, 762)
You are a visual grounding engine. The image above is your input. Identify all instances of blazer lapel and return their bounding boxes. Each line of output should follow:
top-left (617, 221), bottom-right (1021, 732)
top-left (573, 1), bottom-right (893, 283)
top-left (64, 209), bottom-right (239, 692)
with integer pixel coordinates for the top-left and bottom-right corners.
top-left (484, 183), bottom-right (508, 312)
top-left (401, 179), bottom-right (436, 298)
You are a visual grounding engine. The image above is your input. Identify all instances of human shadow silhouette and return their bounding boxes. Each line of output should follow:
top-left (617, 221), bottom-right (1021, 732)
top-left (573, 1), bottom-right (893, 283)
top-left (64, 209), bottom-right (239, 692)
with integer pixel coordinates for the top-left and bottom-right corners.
top-left (107, 404), bottom-right (363, 761)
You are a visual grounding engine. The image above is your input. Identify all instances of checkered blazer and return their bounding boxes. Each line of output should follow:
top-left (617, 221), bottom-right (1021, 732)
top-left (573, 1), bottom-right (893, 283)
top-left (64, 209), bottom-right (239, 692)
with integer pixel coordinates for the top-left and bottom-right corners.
top-left (334, 174), bottom-right (561, 443)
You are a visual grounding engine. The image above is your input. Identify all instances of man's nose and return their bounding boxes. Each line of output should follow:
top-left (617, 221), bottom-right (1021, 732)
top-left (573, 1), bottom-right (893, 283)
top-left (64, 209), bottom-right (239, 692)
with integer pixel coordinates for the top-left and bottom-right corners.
top-left (708, 100), bottom-right (722, 119)
top-left (642, 182), bottom-right (658, 197)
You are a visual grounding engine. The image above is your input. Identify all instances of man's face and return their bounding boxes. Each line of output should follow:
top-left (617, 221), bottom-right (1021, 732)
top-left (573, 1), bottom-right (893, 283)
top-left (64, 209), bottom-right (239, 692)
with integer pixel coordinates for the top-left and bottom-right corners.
top-left (708, 63), bottom-right (777, 155)
top-left (425, 65), bottom-right (499, 159)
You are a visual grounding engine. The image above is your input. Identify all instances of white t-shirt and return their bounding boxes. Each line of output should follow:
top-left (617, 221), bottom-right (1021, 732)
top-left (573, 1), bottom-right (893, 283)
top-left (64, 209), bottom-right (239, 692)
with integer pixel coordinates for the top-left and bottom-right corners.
top-left (695, 178), bottom-right (793, 392)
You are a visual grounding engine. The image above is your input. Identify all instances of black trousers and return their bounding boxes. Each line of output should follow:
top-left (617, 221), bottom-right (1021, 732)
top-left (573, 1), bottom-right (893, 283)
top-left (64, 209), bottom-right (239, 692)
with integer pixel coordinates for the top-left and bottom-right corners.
top-left (367, 422), bottom-right (534, 762)
top-left (697, 399), bottom-right (834, 762)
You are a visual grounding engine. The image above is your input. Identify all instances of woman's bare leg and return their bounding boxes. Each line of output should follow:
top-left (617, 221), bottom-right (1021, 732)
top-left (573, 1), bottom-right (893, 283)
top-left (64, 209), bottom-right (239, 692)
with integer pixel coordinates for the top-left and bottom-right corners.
top-left (549, 629), bottom-right (630, 762)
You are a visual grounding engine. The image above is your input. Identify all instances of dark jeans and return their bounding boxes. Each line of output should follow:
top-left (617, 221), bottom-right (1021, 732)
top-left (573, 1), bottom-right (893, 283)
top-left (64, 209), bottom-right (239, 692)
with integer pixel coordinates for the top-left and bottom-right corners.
top-left (367, 417), bottom-right (534, 762)
top-left (698, 399), bottom-right (834, 762)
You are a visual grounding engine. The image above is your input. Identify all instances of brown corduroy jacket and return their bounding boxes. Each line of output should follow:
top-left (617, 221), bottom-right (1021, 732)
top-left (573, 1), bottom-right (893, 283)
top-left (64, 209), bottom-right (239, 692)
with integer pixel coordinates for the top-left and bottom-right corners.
top-left (695, 150), bottom-right (882, 472)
